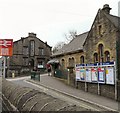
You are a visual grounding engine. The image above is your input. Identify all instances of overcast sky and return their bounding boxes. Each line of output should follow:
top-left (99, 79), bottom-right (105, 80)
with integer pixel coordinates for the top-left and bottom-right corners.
top-left (0, 0), bottom-right (120, 48)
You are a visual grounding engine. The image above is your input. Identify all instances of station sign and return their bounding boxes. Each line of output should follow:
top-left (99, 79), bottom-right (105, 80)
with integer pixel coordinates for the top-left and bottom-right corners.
top-left (0, 39), bottom-right (13, 56)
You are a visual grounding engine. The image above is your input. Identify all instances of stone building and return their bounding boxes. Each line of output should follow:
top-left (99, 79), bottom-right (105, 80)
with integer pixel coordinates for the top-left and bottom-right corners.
top-left (7, 33), bottom-right (52, 76)
top-left (52, 32), bottom-right (88, 69)
top-left (84, 4), bottom-right (120, 64)
top-left (53, 4), bottom-right (119, 66)
top-left (52, 4), bottom-right (120, 100)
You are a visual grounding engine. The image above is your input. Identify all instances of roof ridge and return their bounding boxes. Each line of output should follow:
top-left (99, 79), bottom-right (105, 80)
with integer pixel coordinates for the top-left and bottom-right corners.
top-left (103, 12), bottom-right (120, 29)
top-left (106, 13), bottom-right (120, 20)
top-left (76, 31), bottom-right (89, 37)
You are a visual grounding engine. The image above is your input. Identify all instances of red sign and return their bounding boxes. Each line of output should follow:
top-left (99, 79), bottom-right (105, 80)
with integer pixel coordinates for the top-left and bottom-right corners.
top-left (0, 39), bottom-right (13, 56)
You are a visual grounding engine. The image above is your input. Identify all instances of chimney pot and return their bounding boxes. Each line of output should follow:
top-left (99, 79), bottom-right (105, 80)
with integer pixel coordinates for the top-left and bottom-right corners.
top-left (102, 4), bottom-right (111, 14)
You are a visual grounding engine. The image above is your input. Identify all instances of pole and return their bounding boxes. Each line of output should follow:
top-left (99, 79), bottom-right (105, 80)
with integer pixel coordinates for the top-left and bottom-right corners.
top-left (114, 61), bottom-right (117, 100)
top-left (68, 69), bottom-right (70, 85)
top-left (3, 56), bottom-right (6, 78)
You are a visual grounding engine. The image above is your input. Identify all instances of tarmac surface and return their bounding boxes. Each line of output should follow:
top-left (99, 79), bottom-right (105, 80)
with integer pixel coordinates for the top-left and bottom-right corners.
top-left (26, 74), bottom-right (119, 111)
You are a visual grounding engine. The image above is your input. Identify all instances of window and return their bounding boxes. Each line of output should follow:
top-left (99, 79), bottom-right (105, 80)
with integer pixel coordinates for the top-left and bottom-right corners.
top-left (104, 51), bottom-right (110, 62)
top-left (23, 47), bottom-right (28, 55)
top-left (68, 58), bottom-right (71, 67)
top-left (98, 25), bottom-right (102, 35)
top-left (24, 58), bottom-right (28, 66)
top-left (80, 56), bottom-right (84, 64)
top-left (71, 57), bottom-right (75, 67)
top-left (94, 53), bottom-right (98, 63)
top-left (98, 44), bottom-right (104, 62)
top-left (30, 40), bottom-right (35, 56)
top-left (39, 48), bottom-right (44, 55)
top-left (39, 61), bottom-right (43, 65)
top-left (61, 59), bottom-right (65, 69)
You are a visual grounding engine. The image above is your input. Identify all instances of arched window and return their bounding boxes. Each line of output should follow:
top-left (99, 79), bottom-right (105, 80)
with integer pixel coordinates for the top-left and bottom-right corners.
top-left (80, 56), bottom-right (84, 64)
top-left (104, 51), bottom-right (110, 62)
top-left (68, 58), bottom-right (71, 67)
top-left (94, 53), bottom-right (98, 63)
top-left (61, 59), bottom-right (65, 68)
top-left (98, 44), bottom-right (104, 62)
top-left (71, 57), bottom-right (75, 67)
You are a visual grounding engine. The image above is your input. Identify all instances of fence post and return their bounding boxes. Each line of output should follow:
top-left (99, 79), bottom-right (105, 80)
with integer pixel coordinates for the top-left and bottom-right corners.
top-left (67, 69), bottom-right (70, 85)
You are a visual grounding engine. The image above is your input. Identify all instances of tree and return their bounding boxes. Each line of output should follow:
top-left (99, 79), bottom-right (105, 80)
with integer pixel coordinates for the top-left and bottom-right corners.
top-left (64, 29), bottom-right (77, 43)
top-left (52, 29), bottom-right (77, 54)
top-left (52, 41), bottom-right (66, 53)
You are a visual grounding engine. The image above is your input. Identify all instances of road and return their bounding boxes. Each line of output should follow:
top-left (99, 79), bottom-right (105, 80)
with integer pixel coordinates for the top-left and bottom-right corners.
top-left (6, 75), bottom-right (119, 112)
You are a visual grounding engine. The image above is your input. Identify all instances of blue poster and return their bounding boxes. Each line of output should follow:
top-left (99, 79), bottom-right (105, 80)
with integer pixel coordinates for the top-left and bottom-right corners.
top-left (98, 68), bottom-right (105, 83)
top-left (80, 69), bottom-right (86, 81)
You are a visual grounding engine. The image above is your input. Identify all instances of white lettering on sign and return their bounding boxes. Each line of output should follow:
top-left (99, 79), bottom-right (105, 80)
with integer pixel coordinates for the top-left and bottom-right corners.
top-left (0, 48), bottom-right (9, 55)
top-left (0, 40), bottom-right (12, 47)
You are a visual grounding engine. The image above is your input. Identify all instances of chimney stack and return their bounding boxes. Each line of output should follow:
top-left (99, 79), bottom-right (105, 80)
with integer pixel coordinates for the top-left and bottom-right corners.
top-left (102, 4), bottom-right (111, 14)
top-left (28, 33), bottom-right (36, 37)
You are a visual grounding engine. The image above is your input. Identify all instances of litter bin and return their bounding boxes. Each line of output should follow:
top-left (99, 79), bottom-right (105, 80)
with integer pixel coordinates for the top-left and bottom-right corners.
top-left (35, 72), bottom-right (40, 81)
top-left (31, 71), bottom-right (36, 80)
top-left (31, 71), bottom-right (40, 81)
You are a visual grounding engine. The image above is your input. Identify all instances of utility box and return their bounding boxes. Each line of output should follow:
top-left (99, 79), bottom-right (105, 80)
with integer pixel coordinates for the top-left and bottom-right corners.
top-left (31, 71), bottom-right (40, 81)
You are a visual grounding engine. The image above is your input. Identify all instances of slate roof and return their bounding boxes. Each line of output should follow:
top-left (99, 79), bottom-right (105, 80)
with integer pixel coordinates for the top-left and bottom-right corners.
top-left (53, 32), bottom-right (88, 56)
top-left (104, 13), bottom-right (120, 30)
top-left (14, 33), bottom-right (52, 48)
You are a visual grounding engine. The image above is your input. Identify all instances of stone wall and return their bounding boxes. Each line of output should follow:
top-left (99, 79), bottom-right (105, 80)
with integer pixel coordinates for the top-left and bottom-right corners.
top-left (68, 72), bottom-right (117, 100)
top-left (100, 84), bottom-right (115, 99)
top-left (87, 83), bottom-right (98, 95)
top-left (117, 80), bottom-right (120, 101)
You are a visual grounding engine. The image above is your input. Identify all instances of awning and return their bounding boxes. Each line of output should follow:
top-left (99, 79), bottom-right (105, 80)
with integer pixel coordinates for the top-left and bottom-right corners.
top-left (47, 59), bottom-right (59, 64)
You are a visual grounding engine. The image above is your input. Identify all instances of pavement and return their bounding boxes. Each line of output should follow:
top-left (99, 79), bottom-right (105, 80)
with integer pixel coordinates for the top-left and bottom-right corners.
top-left (26, 74), bottom-right (119, 112)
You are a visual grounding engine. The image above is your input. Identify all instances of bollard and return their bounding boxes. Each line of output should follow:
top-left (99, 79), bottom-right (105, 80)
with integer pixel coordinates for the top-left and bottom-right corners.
top-left (12, 73), bottom-right (15, 78)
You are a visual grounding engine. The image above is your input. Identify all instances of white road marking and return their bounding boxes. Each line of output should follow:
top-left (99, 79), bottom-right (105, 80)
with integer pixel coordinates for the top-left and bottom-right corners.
top-left (24, 80), bottom-right (117, 112)
top-left (24, 80), bottom-right (100, 111)
top-left (6, 74), bottom-right (47, 81)
top-left (6, 74), bottom-right (118, 112)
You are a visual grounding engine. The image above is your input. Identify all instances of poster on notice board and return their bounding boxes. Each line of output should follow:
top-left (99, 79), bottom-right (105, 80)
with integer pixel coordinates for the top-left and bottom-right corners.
top-left (76, 67), bottom-right (80, 81)
top-left (91, 68), bottom-right (97, 82)
top-left (80, 69), bottom-right (86, 81)
top-left (98, 68), bottom-right (105, 83)
top-left (106, 67), bottom-right (114, 85)
top-left (86, 68), bottom-right (92, 82)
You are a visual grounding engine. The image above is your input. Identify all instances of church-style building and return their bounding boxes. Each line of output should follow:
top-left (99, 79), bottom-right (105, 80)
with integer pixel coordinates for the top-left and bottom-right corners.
top-left (52, 4), bottom-right (120, 100)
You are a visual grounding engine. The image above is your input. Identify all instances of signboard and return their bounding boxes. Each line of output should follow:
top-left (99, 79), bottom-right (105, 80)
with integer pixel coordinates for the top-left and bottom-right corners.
top-left (0, 39), bottom-right (13, 56)
top-left (98, 68), bottom-right (105, 83)
top-left (75, 62), bottom-right (115, 84)
top-left (106, 67), bottom-right (114, 85)
top-left (76, 67), bottom-right (80, 81)
top-left (86, 68), bottom-right (92, 82)
top-left (80, 69), bottom-right (86, 81)
top-left (38, 65), bottom-right (44, 68)
top-left (91, 68), bottom-right (97, 82)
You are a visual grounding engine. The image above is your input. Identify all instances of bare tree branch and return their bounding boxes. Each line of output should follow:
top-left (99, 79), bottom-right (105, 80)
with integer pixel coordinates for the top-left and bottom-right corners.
top-left (52, 41), bottom-right (66, 53)
top-left (64, 29), bottom-right (77, 43)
